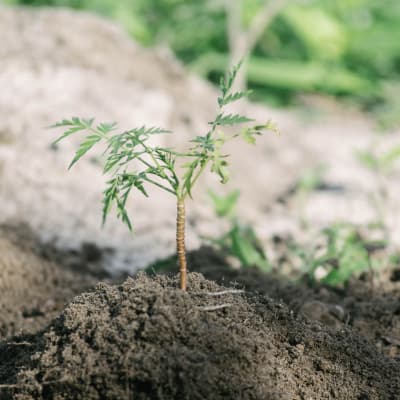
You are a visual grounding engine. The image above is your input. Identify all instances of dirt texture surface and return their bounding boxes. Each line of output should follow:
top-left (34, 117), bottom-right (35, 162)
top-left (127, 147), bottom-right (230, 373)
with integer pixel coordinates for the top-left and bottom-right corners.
top-left (1, 272), bottom-right (399, 400)
top-left (174, 247), bottom-right (400, 360)
top-left (0, 224), bottom-right (98, 340)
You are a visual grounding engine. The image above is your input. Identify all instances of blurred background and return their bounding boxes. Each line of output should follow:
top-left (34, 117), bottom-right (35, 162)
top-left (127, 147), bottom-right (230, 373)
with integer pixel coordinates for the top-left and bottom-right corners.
top-left (0, 0), bottom-right (399, 285)
top-left (4, 0), bottom-right (400, 126)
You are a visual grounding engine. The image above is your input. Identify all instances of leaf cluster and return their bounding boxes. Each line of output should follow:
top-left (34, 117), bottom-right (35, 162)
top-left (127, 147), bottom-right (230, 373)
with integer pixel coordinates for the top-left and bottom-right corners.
top-left (52, 64), bottom-right (276, 230)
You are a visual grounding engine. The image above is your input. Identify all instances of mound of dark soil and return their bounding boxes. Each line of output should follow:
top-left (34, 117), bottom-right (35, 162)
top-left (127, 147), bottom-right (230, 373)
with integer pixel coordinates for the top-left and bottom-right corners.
top-left (165, 247), bottom-right (400, 359)
top-left (1, 273), bottom-right (398, 400)
top-left (0, 224), bottom-right (98, 339)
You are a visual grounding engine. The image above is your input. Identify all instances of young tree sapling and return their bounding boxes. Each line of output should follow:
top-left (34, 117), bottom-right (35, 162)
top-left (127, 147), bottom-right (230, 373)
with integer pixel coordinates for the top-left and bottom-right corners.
top-left (52, 63), bottom-right (278, 290)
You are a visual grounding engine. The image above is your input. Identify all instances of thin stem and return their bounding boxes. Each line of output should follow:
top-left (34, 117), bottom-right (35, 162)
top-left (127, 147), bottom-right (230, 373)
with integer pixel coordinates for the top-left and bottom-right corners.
top-left (176, 197), bottom-right (187, 290)
top-left (169, 166), bottom-right (180, 190)
top-left (137, 156), bottom-right (155, 170)
top-left (141, 176), bottom-right (176, 195)
top-left (187, 159), bottom-right (209, 195)
top-left (139, 140), bottom-right (165, 174)
top-left (137, 155), bottom-right (176, 191)
top-left (140, 142), bottom-right (178, 189)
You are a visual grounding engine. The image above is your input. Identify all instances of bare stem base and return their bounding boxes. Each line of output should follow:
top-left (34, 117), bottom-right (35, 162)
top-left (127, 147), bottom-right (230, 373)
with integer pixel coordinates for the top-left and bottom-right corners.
top-left (176, 198), bottom-right (187, 290)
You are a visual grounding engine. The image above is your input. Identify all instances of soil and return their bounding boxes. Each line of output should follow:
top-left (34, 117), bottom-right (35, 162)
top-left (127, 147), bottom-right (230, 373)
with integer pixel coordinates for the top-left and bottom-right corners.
top-left (0, 224), bottom-right (100, 340)
top-left (0, 229), bottom-right (399, 399)
top-left (175, 247), bottom-right (400, 360)
top-left (0, 272), bottom-right (399, 400)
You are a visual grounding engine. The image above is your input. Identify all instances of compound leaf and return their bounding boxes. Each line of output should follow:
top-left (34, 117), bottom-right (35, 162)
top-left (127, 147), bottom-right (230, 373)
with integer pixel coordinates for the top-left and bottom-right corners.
top-left (218, 90), bottom-right (252, 107)
top-left (68, 134), bottom-right (102, 169)
top-left (214, 113), bottom-right (254, 126)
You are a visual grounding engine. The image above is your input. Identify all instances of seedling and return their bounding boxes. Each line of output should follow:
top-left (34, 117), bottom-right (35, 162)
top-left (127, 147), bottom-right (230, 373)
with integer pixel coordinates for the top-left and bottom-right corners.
top-left (208, 189), bottom-right (270, 271)
top-left (52, 64), bottom-right (277, 290)
top-left (356, 144), bottom-right (400, 242)
top-left (356, 145), bottom-right (400, 176)
top-left (288, 223), bottom-right (386, 287)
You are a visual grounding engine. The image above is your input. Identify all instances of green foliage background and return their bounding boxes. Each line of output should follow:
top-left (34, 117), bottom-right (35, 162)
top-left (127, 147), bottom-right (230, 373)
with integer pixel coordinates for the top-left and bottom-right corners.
top-left (6, 0), bottom-right (400, 124)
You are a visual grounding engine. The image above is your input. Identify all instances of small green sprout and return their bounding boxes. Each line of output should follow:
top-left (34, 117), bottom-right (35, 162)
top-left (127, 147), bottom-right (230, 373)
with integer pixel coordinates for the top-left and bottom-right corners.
top-left (52, 63), bottom-right (278, 290)
top-left (356, 146), bottom-right (400, 175)
top-left (356, 144), bottom-right (400, 242)
top-left (208, 189), bottom-right (270, 272)
top-left (288, 223), bottom-right (386, 287)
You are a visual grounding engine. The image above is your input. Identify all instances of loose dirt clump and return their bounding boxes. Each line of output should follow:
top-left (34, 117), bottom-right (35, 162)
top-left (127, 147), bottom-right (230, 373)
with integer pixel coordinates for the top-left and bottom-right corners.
top-left (0, 273), bottom-right (398, 399)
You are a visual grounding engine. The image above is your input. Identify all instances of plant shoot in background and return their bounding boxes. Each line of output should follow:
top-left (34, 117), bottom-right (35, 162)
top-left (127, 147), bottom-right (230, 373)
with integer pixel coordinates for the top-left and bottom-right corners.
top-left (52, 63), bottom-right (278, 290)
top-left (208, 189), bottom-right (270, 271)
top-left (287, 223), bottom-right (388, 288)
top-left (292, 163), bottom-right (328, 229)
top-left (356, 144), bottom-right (400, 243)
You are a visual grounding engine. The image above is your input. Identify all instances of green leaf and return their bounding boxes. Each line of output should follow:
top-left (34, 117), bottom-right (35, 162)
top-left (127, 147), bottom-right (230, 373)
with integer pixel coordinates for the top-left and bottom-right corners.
top-left (211, 155), bottom-right (229, 184)
top-left (356, 150), bottom-right (379, 171)
top-left (322, 245), bottom-right (368, 286)
top-left (155, 148), bottom-right (176, 169)
top-left (382, 146), bottom-right (400, 169)
top-left (214, 113), bottom-right (254, 126)
top-left (229, 225), bottom-right (270, 271)
top-left (52, 117), bottom-right (95, 144)
top-left (53, 127), bottom-right (86, 144)
top-left (97, 122), bottom-right (117, 135)
top-left (242, 121), bottom-right (280, 142)
top-left (218, 90), bottom-right (252, 107)
top-left (126, 126), bottom-right (171, 138)
top-left (208, 189), bottom-right (240, 218)
top-left (116, 197), bottom-right (133, 231)
top-left (68, 134), bottom-right (102, 169)
top-left (51, 117), bottom-right (92, 128)
top-left (182, 159), bottom-right (199, 198)
top-left (102, 173), bottom-right (149, 231)
top-left (241, 127), bottom-right (261, 144)
top-left (220, 61), bottom-right (243, 97)
top-left (130, 173), bottom-right (149, 198)
top-left (103, 153), bottom-right (125, 174)
top-left (102, 178), bottom-right (119, 226)
top-left (190, 135), bottom-right (215, 152)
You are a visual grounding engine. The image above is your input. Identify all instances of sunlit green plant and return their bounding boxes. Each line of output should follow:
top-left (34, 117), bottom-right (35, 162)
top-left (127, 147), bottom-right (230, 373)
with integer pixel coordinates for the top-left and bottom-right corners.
top-left (208, 189), bottom-right (270, 271)
top-left (356, 146), bottom-right (400, 175)
top-left (288, 223), bottom-right (386, 287)
top-left (356, 144), bottom-right (400, 241)
top-left (52, 64), bottom-right (277, 290)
